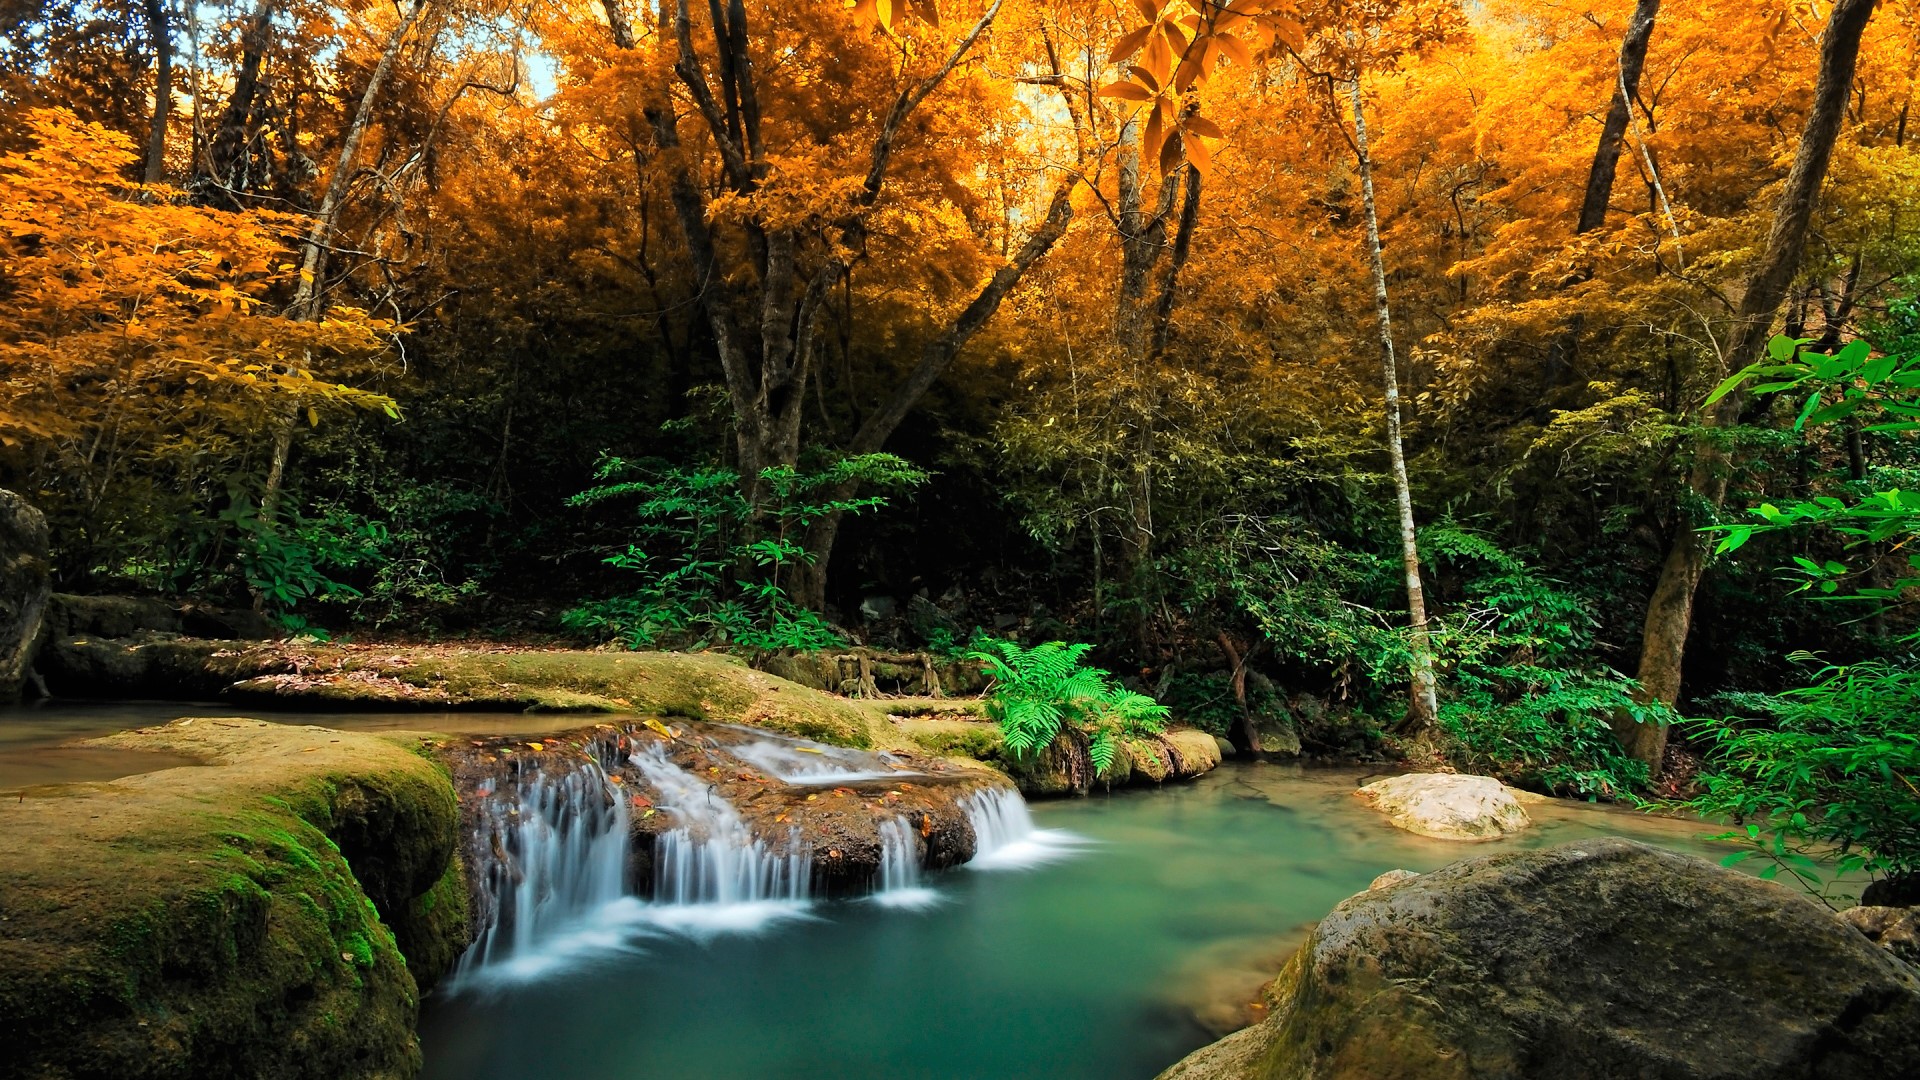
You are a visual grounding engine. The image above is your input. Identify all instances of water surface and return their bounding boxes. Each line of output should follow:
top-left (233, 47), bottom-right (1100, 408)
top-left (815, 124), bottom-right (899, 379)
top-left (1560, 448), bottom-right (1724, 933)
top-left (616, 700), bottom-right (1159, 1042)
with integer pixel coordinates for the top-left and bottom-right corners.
top-left (419, 762), bottom-right (1748, 1080)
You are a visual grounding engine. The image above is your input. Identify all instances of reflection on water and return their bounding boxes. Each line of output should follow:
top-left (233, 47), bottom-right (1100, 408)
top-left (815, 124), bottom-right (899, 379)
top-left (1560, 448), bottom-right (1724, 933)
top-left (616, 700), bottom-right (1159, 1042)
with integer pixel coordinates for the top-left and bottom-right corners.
top-left (419, 761), bottom-right (1763, 1080)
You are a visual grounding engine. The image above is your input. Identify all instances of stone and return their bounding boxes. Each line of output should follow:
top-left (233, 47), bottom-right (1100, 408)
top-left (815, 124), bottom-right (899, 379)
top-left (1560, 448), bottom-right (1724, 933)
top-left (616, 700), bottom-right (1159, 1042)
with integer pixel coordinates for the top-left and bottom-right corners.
top-left (1840, 905), bottom-right (1920, 968)
top-left (857, 594), bottom-right (897, 621)
top-left (1367, 868), bottom-right (1419, 890)
top-left (1, 718), bottom-right (468, 1080)
top-left (0, 488), bottom-right (51, 702)
top-left (1355, 773), bottom-right (1531, 840)
top-left (1159, 838), bottom-right (1920, 1080)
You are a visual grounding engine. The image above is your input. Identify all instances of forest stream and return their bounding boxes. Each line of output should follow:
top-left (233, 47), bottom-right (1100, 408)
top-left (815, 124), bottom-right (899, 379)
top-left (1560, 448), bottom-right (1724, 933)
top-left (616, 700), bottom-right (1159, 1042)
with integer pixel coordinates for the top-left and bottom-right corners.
top-left (1, 701), bottom-right (1775, 1080)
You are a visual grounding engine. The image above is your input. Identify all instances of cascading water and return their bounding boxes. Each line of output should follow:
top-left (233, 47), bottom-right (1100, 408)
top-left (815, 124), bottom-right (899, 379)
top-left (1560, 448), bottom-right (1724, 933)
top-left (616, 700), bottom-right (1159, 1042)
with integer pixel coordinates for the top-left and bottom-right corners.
top-left (630, 743), bottom-right (814, 931)
top-left (963, 788), bottom-right (1086, 870)
top-left (727, 731), bottom-right (923, 785)
top-left (872, 816), bottom-right (941, 909)
top-left (453, 760), bottom-right (632, 987)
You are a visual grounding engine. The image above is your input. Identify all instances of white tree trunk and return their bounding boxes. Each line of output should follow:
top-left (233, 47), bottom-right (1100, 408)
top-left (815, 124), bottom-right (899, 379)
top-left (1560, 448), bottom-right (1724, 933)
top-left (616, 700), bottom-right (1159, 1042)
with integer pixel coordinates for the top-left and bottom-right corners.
top-left (1351, 76), bottom-right (1440, 731)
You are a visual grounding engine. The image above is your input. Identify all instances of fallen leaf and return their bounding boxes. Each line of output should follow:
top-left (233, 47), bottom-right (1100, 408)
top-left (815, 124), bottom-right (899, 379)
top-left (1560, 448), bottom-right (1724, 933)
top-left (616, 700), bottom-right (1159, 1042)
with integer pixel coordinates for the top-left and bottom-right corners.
top-left (795, 747), bottom-right (824, 755)
top-left (526, 742), bottom-right (544, 751)
top-left (643, 718), bottom-right (676, 740)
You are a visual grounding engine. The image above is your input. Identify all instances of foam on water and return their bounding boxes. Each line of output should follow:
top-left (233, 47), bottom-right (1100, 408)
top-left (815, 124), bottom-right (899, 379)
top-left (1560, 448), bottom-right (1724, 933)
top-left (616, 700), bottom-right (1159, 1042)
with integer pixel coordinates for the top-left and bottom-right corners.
top-left (963, 788), bottom-right (1090, 871)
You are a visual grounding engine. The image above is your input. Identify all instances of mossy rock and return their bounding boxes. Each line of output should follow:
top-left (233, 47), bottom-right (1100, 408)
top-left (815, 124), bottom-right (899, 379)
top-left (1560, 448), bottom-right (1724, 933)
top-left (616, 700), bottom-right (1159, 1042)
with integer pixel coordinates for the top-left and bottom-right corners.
top-left (0, 718), bottom-right (469, 1080)
top-left (40, 641), bottom-right (880, 748)
top-left (1158, 838), bottom-right (1920, 1079)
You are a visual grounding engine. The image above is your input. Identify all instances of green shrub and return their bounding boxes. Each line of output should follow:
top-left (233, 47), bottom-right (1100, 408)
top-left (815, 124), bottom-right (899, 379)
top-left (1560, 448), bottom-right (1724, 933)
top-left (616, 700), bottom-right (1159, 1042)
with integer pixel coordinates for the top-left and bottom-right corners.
top-left (563, 453), bottom-right (926, 652)
top-left (1679, 656), bottom-right (1920, 895)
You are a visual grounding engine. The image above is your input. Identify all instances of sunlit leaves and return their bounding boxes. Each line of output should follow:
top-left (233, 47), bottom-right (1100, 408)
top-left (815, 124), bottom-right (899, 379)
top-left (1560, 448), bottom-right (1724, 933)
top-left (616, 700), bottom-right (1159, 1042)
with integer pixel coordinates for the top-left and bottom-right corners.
top-left (0, 109), bottom-right (397, 451)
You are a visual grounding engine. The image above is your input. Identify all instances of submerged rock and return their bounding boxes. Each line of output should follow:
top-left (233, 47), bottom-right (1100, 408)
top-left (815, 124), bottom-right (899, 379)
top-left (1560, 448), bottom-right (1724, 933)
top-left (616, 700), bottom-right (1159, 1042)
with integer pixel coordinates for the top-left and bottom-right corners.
top-left (0, 488), bottom-right (50, 702)
top-left (0, 718), bottom-right (468, 1080)
top-left (1158, 837), bottom-right (1920, 1080)
top-left (1355, 773), bottom-right (1531, 840)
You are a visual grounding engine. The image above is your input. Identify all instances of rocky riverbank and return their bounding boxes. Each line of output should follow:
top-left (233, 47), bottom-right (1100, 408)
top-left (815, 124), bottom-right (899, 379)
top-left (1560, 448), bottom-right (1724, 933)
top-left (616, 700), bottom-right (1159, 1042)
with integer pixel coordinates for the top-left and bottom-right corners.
top-left (1158, 837), bottom-right (1920, 1080)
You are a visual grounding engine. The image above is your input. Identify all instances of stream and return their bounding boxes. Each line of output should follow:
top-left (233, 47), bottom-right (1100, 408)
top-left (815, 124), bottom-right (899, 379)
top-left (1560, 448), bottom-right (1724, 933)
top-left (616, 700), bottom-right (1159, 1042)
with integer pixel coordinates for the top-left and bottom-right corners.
top-left (0, 701), bottom-right (1760, 1080)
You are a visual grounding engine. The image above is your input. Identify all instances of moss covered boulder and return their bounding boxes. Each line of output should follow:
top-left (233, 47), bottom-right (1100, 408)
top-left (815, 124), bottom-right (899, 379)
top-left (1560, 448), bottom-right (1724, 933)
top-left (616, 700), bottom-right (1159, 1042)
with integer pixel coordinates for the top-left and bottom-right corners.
top-left (1158, 837), bottom-right (1920, 1080)
top-left (39, 640), bottom-right (880, 747)
top-left (0, 718), bottom-right (469, 1080)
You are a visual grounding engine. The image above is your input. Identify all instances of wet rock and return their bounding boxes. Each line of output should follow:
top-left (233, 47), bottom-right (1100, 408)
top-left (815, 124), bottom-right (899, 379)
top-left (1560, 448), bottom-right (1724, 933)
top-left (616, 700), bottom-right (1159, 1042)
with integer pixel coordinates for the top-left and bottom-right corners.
top-left (1840, 905), bottom-right (1920, 968)
top-left (1158, 838), bottom-right (1920, 1080)
top-left (1355, 773), bottom-right (1531, 841)
top-left (440, 720), bottom-right (1012, 902)
top-left (0, 489), bottom-right (50, 702)
top-left (858, 595), bottom-right (897, 621)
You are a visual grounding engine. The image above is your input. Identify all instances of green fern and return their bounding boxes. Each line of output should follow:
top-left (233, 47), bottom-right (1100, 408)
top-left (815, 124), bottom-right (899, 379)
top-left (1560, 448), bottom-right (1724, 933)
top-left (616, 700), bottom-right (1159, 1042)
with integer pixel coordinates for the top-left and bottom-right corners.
top-left (970, 639), bottom-right (1169, 776)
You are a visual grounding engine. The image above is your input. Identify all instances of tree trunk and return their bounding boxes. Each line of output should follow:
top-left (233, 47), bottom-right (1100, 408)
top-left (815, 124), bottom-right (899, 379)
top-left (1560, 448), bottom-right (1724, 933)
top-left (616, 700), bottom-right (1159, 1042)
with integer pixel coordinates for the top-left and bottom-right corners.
top-left (199, 0), bottom-right (277, 206)
top-left (1545, 0), bottom-right (1662, 387)
top-left (0, 490), bottom-right (51, 704)
top-left (1575, 0), bottom-right (1662, 235)
top-left (143, 0), bottom-right (174, 183)
top-left (1216, 631), bottom-right (1264, 757)
top-left (261, 0), bottom-right (429, 518)
top-left (1627, 0), bottom-right (1880, 771)
top-left (1351, 76), bottom-right (1440, 732)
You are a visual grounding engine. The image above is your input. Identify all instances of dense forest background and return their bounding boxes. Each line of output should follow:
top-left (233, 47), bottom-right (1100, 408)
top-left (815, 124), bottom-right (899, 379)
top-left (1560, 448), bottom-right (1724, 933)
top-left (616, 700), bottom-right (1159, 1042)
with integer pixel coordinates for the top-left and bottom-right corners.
top-left (6, 0), bottom-right (1920, 804)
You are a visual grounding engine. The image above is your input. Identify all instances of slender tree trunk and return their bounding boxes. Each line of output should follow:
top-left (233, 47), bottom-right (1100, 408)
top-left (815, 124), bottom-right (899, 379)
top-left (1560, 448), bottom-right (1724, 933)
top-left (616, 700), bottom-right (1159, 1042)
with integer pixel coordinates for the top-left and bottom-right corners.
top-left (143, 0), bottom-right (174, 183)
top-left (1351, 77), bottom-right (1440, 732)
top-left (262, 0), bottom-right (429, 516)
top-left (1545, 0), bottom-right (1662, 387)
top-left (1626, 0), bottom-right (1880, 771)
top-left (1576, 0), bottom-right (1662, 235)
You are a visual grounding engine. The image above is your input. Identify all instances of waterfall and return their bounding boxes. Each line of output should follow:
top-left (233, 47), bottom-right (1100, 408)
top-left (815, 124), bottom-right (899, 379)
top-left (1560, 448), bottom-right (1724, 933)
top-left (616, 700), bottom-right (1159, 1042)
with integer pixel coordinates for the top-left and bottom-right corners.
top-left (963, 788), bottom-right (1086, 870)
top-left (453, 759), bottom-right (632, 986)
top-left (873, 816), bottom-right (941, 909)
top-left (630, 744), bottom-right (813, 931)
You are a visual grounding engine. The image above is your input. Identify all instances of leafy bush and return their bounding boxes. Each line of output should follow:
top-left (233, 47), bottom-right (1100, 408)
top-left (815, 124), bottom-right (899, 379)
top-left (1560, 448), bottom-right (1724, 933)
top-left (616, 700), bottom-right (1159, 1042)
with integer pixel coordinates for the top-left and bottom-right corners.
top-left (1678, 333), bottom-right (1920, 898)
top-left (1420, 526), bottom-right (1666, 798)
top-left (969, 639), bottom-right (1169, 775)
top-left (1679, 656), bottom-right (1920, 896)
top-left (224, 501), bottom-right (387, 633)
top-left (563, 453), bottom-right (926, 652)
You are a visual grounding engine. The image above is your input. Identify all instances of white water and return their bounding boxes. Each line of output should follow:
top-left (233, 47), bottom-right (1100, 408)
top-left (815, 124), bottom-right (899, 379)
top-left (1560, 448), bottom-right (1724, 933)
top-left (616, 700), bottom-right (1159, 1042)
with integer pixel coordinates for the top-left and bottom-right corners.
top-left (630, 744), bottom-right (814, 933)
top-left (729, 734), bottom-right (924, 785)
top-left (963, 788), bottom-right (1088, 871)
top-left (452, 762), bottom-right (632, 988)
top-left (873, 816), bottom-right (942, 910)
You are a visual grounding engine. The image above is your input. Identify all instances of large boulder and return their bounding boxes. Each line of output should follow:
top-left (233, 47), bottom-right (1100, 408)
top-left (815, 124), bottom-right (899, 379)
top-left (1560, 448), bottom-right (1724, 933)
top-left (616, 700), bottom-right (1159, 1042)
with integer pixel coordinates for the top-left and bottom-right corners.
top-left (1355, 773), bottom-right (1531, 841)
top-left (1158, 838), bottom-right (1920, 1080)
top-left (0, 489), bottom-right (51, 702)
top-left (0, 718), bottom-right (469, 1080)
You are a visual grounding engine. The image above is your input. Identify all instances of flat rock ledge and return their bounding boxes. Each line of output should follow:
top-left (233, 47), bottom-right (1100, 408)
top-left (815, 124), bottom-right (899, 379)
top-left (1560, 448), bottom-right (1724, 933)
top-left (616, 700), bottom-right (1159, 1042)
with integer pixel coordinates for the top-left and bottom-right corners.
top-left (1355, 773), bottom-right (1532, 841)
top-left (1158, 837), bottom-right (1920, 1080)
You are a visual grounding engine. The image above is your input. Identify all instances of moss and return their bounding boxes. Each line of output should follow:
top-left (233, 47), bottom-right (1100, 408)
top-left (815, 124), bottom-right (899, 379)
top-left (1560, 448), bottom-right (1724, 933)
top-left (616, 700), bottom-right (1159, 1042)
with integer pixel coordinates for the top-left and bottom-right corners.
top-left (0, 718), bottom-right (470, 1080)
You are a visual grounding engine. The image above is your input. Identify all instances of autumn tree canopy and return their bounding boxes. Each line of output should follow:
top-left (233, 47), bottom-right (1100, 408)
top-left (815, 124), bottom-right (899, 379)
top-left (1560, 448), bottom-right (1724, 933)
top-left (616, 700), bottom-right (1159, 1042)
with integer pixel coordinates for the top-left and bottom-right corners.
top-left (5, 0), bottom-right (1920, 766)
